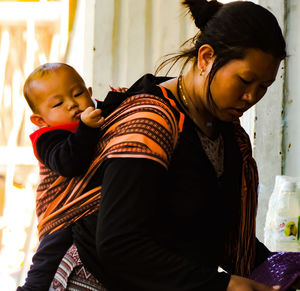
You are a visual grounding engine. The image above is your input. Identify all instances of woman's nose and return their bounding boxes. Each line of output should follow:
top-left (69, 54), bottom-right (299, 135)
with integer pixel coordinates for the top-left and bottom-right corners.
top-left (242, 87), bottom-right (258, 105)
top-left (242, 92), bottom-right (255, 104)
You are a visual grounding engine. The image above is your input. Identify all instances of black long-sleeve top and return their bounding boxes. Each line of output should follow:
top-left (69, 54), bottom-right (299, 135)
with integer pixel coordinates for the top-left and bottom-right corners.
top-left (71, 74), bottom-right (271, 291)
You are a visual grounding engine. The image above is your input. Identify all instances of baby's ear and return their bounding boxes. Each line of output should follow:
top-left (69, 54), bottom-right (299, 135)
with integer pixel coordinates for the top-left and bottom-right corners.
top-left (88, 87), bottom-right (93, 97)
top-left (30, 114), bottom-right (48, 127)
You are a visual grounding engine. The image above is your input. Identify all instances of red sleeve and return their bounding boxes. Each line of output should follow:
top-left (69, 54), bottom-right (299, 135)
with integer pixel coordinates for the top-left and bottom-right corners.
top-left (29, 122), bottom-right (79, 161)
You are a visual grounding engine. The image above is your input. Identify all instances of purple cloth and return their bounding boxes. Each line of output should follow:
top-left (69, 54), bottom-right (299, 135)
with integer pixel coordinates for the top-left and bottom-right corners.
top-left (249, 252), bottom-right (300, 290)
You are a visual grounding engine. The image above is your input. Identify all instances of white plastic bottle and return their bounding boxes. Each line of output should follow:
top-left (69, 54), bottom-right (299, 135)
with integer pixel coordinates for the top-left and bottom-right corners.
top-left (264, 175), bottom-right (286, 250)
top-left (273, 181), bottom-right (300, 252)
top-left (264, 175), bottom-right (283, 251)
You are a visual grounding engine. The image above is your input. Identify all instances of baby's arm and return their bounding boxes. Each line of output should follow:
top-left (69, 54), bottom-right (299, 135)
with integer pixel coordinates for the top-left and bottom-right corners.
top-left (35, 121), bottom-right (101, 177)
top-left (81, 106), bottom-right (104, 128)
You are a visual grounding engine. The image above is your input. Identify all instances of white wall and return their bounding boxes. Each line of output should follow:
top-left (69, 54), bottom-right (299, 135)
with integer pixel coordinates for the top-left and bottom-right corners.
top-left (92, 0), bottom-right (196, 99)
top-left (254, 0), bottom-right (286, 241)
top-left (66, 0), bottom-right (96, 88)
top-left (283, 0), bottom-right (300, 177)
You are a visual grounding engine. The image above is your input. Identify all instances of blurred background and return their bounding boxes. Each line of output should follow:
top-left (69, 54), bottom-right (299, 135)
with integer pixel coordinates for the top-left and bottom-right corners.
top-left (0, 1), bottom-right (73, 288)
top-left (0, 0), bottom-right (299, 290)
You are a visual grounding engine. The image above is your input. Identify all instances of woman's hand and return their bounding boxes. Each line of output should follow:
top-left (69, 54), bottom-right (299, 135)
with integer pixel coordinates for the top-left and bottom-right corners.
top-left (227, 275), bottom-right (281, 291)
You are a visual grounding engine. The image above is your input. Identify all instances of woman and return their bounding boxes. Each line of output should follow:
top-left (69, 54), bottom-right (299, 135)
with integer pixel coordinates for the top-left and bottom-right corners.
top-left (56, 0), bottom-right (287, 290)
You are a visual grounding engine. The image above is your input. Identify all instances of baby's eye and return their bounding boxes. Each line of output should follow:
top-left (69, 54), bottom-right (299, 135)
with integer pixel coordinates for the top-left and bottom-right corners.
top-left (53, 102), bottom-right (62, 108)
top-left (74, 92), bottom-right (83, 97)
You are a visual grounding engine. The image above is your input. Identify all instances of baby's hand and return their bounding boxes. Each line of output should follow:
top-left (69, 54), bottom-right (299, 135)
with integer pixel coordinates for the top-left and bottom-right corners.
top-left (81, 107), bottom-right (104, 128)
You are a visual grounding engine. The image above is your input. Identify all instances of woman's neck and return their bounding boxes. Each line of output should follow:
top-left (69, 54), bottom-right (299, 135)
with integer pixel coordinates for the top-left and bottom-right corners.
top-left (160, 73), bottom-right (218, 139)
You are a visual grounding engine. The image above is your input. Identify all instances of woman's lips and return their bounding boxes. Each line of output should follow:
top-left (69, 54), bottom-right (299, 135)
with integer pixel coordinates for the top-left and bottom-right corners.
top-left (230, 108), bottom-right (244, 117)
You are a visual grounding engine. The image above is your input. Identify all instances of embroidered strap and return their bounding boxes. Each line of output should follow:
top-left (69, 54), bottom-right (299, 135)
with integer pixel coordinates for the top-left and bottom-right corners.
top-left (233, 121), bottom-right (258, 276)
top-left (157, 85), bottom-right (185, 133)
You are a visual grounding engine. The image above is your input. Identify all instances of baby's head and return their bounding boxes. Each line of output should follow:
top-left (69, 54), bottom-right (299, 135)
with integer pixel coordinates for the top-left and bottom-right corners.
top-left (24, 63), bottom-right (94, 127)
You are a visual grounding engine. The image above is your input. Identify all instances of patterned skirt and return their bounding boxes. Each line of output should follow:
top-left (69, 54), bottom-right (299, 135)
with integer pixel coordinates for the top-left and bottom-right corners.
top-left (50, 244), bottom-right (106, 291)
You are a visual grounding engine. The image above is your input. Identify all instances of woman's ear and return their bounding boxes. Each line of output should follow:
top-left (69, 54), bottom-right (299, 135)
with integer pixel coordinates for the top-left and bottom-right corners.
top-left (197, 44), bottom-right (215, 72)
top-left (88, 87), bottom-right (93, 97)
top-left (30, 114), bottom-right (48, 127)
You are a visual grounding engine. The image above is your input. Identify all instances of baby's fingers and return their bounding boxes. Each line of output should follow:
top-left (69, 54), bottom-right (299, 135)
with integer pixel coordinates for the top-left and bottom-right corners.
top-left (83, 106), bottom-right (95, 113)
top-left (96, 116), bottom-right (105, 126)
top-left (89, 108), bottom-right (102, 118)
top-left (81, 106), bottom-right (94, 120)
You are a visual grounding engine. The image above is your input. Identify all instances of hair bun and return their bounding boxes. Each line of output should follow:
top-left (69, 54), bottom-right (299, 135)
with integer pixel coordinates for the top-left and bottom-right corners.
top-left (182, 0), bottom-right (223, 31)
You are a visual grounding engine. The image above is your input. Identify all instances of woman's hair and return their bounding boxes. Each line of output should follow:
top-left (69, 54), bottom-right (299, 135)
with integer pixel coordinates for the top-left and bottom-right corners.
top-left (156, 0), bottom-right (286, 108)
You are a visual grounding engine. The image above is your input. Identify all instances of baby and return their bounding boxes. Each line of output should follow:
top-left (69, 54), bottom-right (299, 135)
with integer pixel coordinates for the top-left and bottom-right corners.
top-left (17, 63), bottom-right (104, 291)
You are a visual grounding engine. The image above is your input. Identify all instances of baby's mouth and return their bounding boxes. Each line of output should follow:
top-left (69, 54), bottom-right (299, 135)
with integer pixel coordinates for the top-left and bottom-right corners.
top-left (74, 111), bottom-right (82, 119)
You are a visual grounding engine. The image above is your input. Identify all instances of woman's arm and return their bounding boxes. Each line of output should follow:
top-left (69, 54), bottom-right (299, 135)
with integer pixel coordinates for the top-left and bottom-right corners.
top-left (36, 120), bottom-right (99, 177)
top-left (96, 158), bottom-right (231, 291)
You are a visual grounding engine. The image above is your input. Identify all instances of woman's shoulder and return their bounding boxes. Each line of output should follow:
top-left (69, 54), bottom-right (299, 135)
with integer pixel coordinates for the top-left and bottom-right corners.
top-left (126, 73), bottom-right (172, 97)
top-left (100, 74), bottom-right (175, 118)
top-left (126, 74), bottom-right (184, 130)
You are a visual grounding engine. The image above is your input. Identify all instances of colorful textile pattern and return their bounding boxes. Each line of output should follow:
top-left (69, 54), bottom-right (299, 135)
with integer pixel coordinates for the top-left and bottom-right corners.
top-left (35, 92), bottom-right (181, 240)
top-left (249, 252), bottom-right (300, 290)
top-left (50, 244), bottom-right (106, 291)
top-left (233, 121), bottom-right (259, 276)
top-left (36, 163), bottom-right (101, 240)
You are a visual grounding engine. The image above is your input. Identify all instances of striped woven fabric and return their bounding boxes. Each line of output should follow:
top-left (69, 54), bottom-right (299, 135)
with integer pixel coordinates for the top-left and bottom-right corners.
top-left (36, 92), bottom-right (182, 240)
top-left (233, 121), bottom-right (259, 276)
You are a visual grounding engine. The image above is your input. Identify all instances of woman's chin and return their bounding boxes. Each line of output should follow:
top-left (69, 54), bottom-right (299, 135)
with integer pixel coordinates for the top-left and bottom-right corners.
top-left (218, 114), bottom-right (238, 123)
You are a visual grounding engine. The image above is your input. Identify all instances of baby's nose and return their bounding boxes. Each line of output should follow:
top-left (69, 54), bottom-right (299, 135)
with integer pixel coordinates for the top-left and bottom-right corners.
top-left (67, 99), bottom-right (78, 110)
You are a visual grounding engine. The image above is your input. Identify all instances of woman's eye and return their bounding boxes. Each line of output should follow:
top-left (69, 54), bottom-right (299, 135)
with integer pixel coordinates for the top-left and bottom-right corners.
top-left (260, 84), bottom-right (268, 90)
top-left (239, 77), bottom-right (252, 85)
top-left (53, 102), bottom-right (62, 107)
top-left (74, 92), bottom-right (83, 97)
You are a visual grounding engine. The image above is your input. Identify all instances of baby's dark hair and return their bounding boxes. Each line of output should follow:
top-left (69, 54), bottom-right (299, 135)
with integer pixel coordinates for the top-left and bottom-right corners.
top-left (23, 63), bottom-right (84, 113)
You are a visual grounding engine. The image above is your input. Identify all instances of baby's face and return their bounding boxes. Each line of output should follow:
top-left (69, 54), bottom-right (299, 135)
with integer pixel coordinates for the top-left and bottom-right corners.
top-left (30, 67), bottom-right (94, 127)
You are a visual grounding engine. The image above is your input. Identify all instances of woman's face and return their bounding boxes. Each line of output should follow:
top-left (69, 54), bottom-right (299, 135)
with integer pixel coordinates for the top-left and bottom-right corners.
top-left (208, 48), bottom-right (281, 122)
